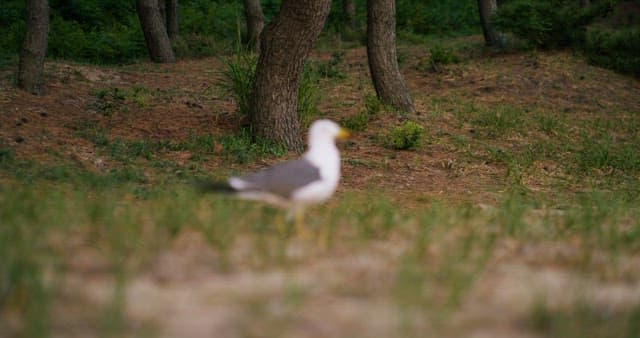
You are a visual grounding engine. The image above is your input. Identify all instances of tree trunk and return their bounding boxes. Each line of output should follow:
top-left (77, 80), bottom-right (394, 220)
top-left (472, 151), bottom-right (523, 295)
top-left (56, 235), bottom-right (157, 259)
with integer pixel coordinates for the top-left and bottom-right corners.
top-left (343, 0), bottom-right (356, 30)
top-left (243, 0), bottom-right (265, 50)
top-left (477, 0), bottom-right (504, 47)
top-left (251, 0), bottom-right (332, 151)
top-left (136, 0), bottom-right (175, 63)
top-left (366, 0), bottom-right (415, 114)
top-left (166, 0), bottom-right (179, 43)
top-left (18, 0), bottom-right (49, 95)
top-left (158, 0), bottom-right (167, 28)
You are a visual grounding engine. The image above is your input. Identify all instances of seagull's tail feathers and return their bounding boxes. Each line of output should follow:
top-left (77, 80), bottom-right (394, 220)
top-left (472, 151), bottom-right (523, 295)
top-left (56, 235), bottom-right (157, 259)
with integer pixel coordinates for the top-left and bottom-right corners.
top-left (194, 179), bottom-right (237, 194)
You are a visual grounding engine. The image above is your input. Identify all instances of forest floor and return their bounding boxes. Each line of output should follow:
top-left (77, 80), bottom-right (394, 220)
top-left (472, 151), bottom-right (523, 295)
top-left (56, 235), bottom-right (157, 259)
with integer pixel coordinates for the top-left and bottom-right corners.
top-left (1, 35), bottom-right (640, 338)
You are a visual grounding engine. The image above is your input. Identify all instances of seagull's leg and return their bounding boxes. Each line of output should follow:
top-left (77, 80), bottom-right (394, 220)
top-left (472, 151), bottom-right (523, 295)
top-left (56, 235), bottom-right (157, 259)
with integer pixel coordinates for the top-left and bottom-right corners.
top-left (293, 206), bottom-right (308, 238)
top-left (279, 209), bottom-right (293, 236)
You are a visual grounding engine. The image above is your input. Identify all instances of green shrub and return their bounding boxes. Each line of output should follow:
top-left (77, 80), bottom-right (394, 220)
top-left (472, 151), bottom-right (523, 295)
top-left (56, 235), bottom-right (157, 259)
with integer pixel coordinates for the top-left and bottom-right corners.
top-left (492, 0), bottom-right (606, 49)
top-left (384, 121), bottom-right (425, 150)
top-left (396, 0), bottom-right (479, 36)
top-left (584, 26), bottom-right (640, 76)
top-left (48, 16), bottom-right (146, 64)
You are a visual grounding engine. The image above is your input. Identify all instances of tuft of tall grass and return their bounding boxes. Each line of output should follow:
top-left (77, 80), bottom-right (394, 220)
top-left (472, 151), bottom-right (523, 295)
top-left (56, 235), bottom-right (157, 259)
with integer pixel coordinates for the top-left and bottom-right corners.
top-left (219, 52), bottom-right (258, 121)
top-left (219, 52), bottom-right (321, 128)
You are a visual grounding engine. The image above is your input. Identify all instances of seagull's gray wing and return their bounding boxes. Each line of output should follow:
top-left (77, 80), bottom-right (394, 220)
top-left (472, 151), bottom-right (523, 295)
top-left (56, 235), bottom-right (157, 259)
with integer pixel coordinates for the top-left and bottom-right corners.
top-left (235, 158), bottom-right (321, 198)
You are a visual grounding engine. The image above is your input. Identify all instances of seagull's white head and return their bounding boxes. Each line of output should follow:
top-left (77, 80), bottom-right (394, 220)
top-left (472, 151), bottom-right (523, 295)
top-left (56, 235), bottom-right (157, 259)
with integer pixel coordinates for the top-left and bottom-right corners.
top-left (307, 119), bottom-right (350, 148)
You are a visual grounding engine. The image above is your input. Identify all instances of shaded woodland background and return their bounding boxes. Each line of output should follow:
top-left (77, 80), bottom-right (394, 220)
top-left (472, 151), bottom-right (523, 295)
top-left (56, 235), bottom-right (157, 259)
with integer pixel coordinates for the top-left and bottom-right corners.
top-left (1, 0), bottom-right (638, 75)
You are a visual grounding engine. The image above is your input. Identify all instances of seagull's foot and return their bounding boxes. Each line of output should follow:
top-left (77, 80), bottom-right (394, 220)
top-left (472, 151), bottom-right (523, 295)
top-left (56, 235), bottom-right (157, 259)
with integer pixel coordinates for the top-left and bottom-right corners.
top-left (294, 218), bottom-right (309, 240)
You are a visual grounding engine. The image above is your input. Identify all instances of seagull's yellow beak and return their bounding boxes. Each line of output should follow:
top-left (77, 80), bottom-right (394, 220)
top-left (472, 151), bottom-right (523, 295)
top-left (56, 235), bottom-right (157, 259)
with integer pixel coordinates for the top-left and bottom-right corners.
top-left (337, 128), bottom-right (351, 140)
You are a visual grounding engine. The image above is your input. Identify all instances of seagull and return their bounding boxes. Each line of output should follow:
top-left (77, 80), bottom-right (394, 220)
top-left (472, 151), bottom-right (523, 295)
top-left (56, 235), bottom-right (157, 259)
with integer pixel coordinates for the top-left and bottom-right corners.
top-left (200, 119), bottom-right (350, 229)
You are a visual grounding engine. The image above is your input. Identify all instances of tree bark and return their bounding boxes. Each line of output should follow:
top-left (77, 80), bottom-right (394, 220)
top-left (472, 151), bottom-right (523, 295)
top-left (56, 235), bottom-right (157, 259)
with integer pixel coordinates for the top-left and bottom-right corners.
top-left (136, 0), bottom-right (175, 63)
top-left (343, 0), bottom-right (356, 30)
top-left (477, 0), bottom-right (504, 47)
top-left (158, 0), bottom-right (167, 28)
top-left (243, 0), bottom-right (265, 50)
top-left (251, 0), bottom-right (332, 151)
top-left (166, 0), bottom-right (179, 43)
top-left (18, 0), bottom-right (49, 95)
top-left (366, 0), bottom-right (415, 114)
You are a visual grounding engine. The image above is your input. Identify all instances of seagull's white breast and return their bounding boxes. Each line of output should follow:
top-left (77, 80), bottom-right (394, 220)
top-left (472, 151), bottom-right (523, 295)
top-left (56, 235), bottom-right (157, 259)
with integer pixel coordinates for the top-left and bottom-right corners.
top-left (291, 143), bottom-right (341, 205)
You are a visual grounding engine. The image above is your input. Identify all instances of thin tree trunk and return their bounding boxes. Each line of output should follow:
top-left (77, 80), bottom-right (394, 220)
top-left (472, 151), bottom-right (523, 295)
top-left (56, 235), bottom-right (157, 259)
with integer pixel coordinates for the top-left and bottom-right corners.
top-left (243, 0), bottom-right (265, 50)
top-left (343, 0), bottom-right (356, 30)
top-left (251, 0), bottom-right (332, 151)
top-left (166, 0), bottom-right (179, 42)
top-left (18, 0), bottom-right (49, 95)
top-left (136, 0), bottom-right (175, 63)
top-left (366, 0), bottom-right (415, 114)
top-left (477, 0), bottom-right (504, 47)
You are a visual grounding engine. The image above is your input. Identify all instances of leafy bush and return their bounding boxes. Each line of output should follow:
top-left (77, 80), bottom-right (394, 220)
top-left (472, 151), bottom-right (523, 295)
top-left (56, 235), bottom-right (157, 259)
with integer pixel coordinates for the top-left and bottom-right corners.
top-left (384, 121), bottom-right (425, 150)
top-left (180, 0), bottom-right (243, 42)
top-left (584, 26), bottom-right (640, 76)
top-left (396, 0), bottom-right (479, 36)
top-left (492, 0), bottom-right (607, 49)
top-left (0, 1), bottom-right (24, 63)
top-left (0, 0), bottom-right (484, 65)
top-left (47, 17), bottom-right (146, 64)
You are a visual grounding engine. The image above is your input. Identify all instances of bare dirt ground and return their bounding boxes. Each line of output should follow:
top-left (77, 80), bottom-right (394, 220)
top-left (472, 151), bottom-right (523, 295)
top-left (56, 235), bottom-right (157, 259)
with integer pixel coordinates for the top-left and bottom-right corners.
top-left (2, 39), bottom-right (640, 338)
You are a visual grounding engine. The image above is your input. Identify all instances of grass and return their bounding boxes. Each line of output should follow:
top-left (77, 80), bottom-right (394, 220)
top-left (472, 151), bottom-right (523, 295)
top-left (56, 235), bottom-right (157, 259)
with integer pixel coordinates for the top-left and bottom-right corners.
top-left (529, 300), bottom-right (640, 338)
top-left (2, 37), bottom-right (640, 337)
top-left (1, 182), bottom-right (638, 337)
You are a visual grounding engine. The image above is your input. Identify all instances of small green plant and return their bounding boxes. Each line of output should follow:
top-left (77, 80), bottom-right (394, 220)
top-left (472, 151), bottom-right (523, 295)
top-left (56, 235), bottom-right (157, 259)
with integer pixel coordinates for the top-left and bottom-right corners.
top-left (383, 121), bottom-right (425, 150)
top-left (536, 113), bottom-right (565, 135)
top-left (341, 111), bottom-right (370, 132)
top-left (88, 86), bottom-right (150, 116)
top-left (308, 52), bottom-right (346, 80)
top-left (364, 94), bottom-right (384, 116)
top-left (428, 44), bottom-right (459, 66)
